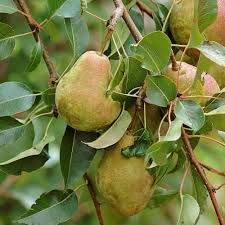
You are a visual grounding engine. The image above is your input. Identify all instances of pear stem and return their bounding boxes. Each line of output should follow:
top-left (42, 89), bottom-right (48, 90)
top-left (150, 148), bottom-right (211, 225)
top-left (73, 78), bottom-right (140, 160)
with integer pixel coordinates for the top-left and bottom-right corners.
top-left (99, 4), bottom-right (124, 55)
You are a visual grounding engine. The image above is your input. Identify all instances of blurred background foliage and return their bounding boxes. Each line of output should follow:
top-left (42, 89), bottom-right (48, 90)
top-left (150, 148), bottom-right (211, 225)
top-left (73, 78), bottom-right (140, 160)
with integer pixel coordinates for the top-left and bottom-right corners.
top-left (0, 0), bottom-right (224, 225)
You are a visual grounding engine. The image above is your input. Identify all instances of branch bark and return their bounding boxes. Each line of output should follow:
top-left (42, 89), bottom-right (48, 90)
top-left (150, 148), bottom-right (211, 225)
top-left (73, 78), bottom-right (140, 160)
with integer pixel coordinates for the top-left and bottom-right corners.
top-left (136, 1), bottom-right (153, 18)
top-left (200, 162), bottom-right (225, 177)
top-left (83, 173), bottom-right (105, 225)
top-left (15, 0), bottom-right (58, 85)
top-left (181, 127), bottom-right (225, 225)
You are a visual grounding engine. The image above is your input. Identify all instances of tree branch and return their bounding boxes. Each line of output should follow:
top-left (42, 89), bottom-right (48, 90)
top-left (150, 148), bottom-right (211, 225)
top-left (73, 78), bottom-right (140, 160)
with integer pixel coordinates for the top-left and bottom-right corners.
top-left (15, 0), bottom-right (58, 85)
top-left (136, 1), bottom-right (153, 18)
top-left (181, 127), bottom-right (225, 225)
top-left (83, 173), bottom-right (105, 225)
top-left (200, 162), bottom-right (225, 177)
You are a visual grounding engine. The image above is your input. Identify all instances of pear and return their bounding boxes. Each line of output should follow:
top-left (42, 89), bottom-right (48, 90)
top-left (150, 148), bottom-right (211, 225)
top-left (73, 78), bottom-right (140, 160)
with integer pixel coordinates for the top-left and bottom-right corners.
top-left (96, 134), bottom-right (155, 217)
top-left (170, 0), bottom-right (225, 59)
top-left (55, 51), bottom-right (121, 132)
top-left (165, 62), bottom-right (220, 102)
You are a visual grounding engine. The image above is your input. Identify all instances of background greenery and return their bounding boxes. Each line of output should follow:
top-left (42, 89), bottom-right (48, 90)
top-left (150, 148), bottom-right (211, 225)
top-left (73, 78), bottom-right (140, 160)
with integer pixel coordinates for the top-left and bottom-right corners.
top-left (0, 0), bottom-right (225, 225)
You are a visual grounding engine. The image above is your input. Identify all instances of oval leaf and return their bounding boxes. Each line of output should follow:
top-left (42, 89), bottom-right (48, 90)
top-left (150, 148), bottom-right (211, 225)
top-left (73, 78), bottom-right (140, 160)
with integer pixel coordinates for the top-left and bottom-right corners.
top-left (174, 100), bottom-right (205, 132)
top-left (84, 110), bottom-right (132, 149)
top-left (131, 31), bottom-right (171, 73)
top-left (146, 76), bottom-right (177, 107)
top-left (0, 117), bottom-right (26, 146)
top-left (0, 82), bottom-right (35, 117)
top-left (60, 126), bottom-right (97, 188)
top-left (16, 189), bottom-right (78, 225)
top-left (0, 22), bottom-right (15, 60)
top-left (26, 41), bottom-right (42, 72)
top-left (0, 0), bottom-right (17, 14)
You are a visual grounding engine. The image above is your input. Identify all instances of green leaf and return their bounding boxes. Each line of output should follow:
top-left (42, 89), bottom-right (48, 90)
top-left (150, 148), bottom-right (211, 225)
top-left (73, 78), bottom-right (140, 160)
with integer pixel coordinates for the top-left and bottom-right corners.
top-left (191, 166), bottom-right (208, 214)
top-left (0, 0), bottom-right (17, 14)
top-left (198, 0), bottom-right (218, 32)
top-left (205, 105), bottom-right (225, 131)
top-left (0, 82), bottom-right (35, 117)
top-left (60, 126), bottom-right (97, 188)
top-left (146, 76), bottom-right (177, 107)
top-left (84, 110), bottom-right (132, 149)
top-left (48, 0), bottom-right (81, 18)
top-left (174, 100), bottom-right (205, 132)
top-left (17, 189), bottom-right (78, 225)
top-left (0, 22), bottom-right (15, 60)
top-left (107, 57), bottom-right (125, 94)
top-left (196, 41), bottom-right (225, 67)
top-left (122, 141), bottom-right (149, 158)
top-left (65, 16), bottom-right (89, 58)
top-left (177, 195), bottom-right (200, 225)
top-left (122, 57), bottom-right (147, 94)
top-left (205, 90), bottom-right (225, 111)
top-left (0, 117), bottom-right (26, 146)
top-left (147, 187), bottom-right (178, 209)
top-left (42, 88), bottom-right (56, 106)
top-left (145, 141), bottom-right (177, 166)
top-left (160, 118), bottom-right (183, 141)
top-left (26, 41), bottom-right (42, 72)
top-left (131, 31), bottom-right (171, 73)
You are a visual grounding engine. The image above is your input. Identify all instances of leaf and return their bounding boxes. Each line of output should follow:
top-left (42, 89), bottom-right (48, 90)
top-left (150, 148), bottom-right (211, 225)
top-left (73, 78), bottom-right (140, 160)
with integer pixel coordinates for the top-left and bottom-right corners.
top-left (16, 189), bottom-right (78, 225)
top-left (0, 82), bottom-right (35, 117)
top-left (174, 100), bottom-right (205, 132)
top-left (197, 0), bottom-right (218, 32)
top-left (191, 166), bottom-right (208, 214)
top-left (65, 16), bottom-right (89, 58)
top-left (147, 187), bottom-right (178, 209)
top-left (26, 41), bottom-right (42, 72)
top-left (0, 0), bottom-right (17, 14)
top-left (196, 41), bottom-right (225, 67)
top-left (122, 141), bottom-right (149, 158)
top-left (205, 90), bottom-right (225, 111)
top-left (145, 76), bottom-right (177, 107)
top-left (205, 105), bottom-right (225, 131)
top-left (131, 31), bottom-right (171, 73)
top-left (60, 126), bottom-right (97, 188)
top-left (0, 117), bottom-right (26, 146)
top-left (145, 141), bottom-right (177, 166)
top-left (47, 0), bottom-right (81, 18)
top-left (177, 195), bottom-right (200, 225)
top-left (107, 57), bottom-right (125, 94)
top-left (0, 22), bottom-right (15, 60)
top-left (42, 88), bottom-right (56, 106)
top-left (84, 110), bottom-right (132, 149)
top-left (122, 57), bottom-right (147, 94)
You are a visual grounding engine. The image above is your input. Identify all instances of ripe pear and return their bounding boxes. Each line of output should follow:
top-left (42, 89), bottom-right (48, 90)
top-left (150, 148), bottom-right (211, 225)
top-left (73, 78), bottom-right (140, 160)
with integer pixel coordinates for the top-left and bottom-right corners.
top-left (55, 51), bottom-right (121, 132)
top-left (165, 62), bottom-right (220, 101)
top-left (170, 0), bottom-right (225, 60)
top-left (96, 134), bottom-right (155, 217)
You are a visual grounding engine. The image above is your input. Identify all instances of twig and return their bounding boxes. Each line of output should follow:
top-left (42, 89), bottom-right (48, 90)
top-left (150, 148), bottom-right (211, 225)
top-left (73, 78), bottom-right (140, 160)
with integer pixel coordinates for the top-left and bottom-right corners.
top-left (15, 0), bottom-right (58, 85)
top-left (215, 183), bottom-right (225, 191)
top-left (188, 134), bottom-right (225, 149)
top-left (200, 162), bottom-right (225, 177)
top-left (181, 127), bottom-right (225, 225)
top-left (83, 173), bottom-right (105, 225)
top-left (113, 0), bottom-right (142, 42)
top-left (136, 1), bottom-right (153, 18)
top-left (0, 176), bottom-right (18, 199)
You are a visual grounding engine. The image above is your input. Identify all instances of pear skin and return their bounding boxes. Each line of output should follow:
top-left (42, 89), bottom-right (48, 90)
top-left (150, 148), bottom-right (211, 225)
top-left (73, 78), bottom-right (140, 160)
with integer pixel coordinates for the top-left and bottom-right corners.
top-left (96, 134), bottom-right (155, 217)
top-left (55, 51), bottom-right (121, 132)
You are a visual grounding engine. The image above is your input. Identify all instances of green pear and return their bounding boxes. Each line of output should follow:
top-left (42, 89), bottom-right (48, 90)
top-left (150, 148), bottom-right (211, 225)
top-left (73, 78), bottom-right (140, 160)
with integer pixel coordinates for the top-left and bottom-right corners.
top-left (96, 134), bottom-right (155, 217)
top-left (170, 0), bottom-right (225, 60)
top-left (55, 51), bottom-right (121, 132)
top-left (165, 62), bottom-right (220, 103)
top-left (170, 0), bottom-right (225, 45)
